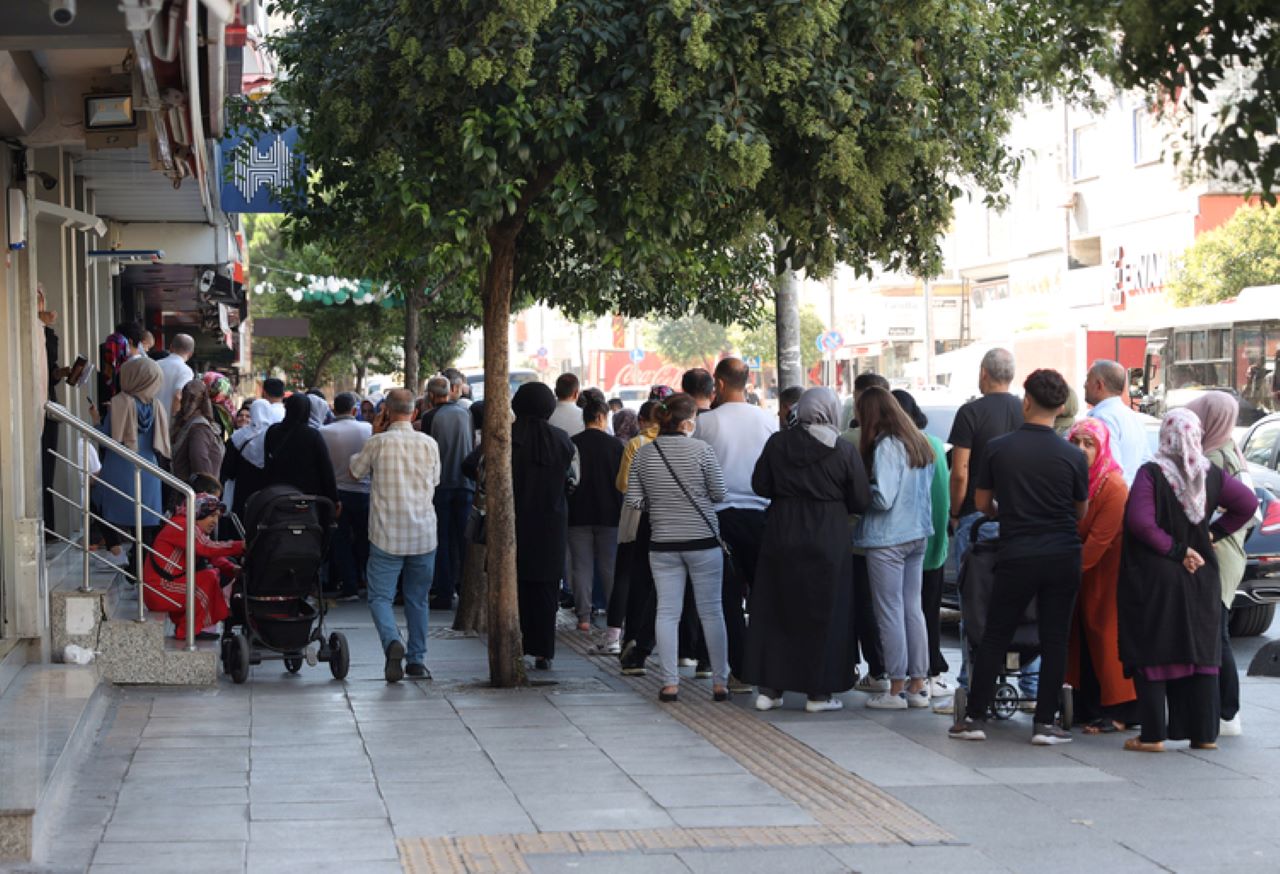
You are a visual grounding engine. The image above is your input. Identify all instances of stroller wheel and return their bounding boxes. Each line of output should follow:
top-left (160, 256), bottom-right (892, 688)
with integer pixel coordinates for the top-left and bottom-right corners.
top-left (230, 633), bottom-right (251, 685)
top-left (1059, 684), bottom-right (1073, 731)
top-left (284, 655), bottom-right (303, 674)
top-left (328, 632), bottom-right (350, 681)
top-left (992, 682), bottom-right (1018, 720)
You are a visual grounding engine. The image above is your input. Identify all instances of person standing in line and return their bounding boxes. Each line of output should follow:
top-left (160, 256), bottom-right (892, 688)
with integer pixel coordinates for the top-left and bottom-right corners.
top-left (1185, 392), bottom-right (1253, 738)
top-left (1063, 418), bottom-right (1136, 733)
top-left (348, 388), bottom-right (441, 682)
top-left (745, 388), bottom-right (871, 712)
top-left (425, 375), bottom-right (476, 611)
top-left (892, 390), bottom-right (953, 699)
top-left (261, 394), bottom-right (338, 507)
top-left (682, 368), bottom-right (715, 414)
top-left (947, 348), bottom-right (1023, 542)
top-left (1085, 359), bottom-right (1152, 485)
top-left (221, 399), bottom-right (273, 520)
top-left (777, 385), bottom-right (805, 429)
top-left (157, 333), bottom-right (196, 415)
top-left (170, 379), bottom-right (225, 482)
top-left (548, 373), bottom-right (585, 437)
top-left (321, 392), bottom-right (373, 603)
top-left (693, 357), bottom-right (778, 691)
top-left (261, 377), bottom-right (287, 423)
top-left (444, 368), bottom-right (473, 410)
top-left (1117, 408), bottom-right (1256, 752)
top-left (852, 387), bottom-right (935, 710)
top-left (615, 398), bottom-right (663, 667)
top-left (626, 393), bottom-right (730, 702)
top-left (568, 395), bottom-right (624, 636)
top-left (201, 371), bottom-right (237, 440)
top-left (950, 369), bottom-right (1087, 745)
top-left (511, 382), bottom-right (579, 669)
top-left (612, 408), bottom-right (640, 444)
top-left (37, 285), bottom-right (68, 537)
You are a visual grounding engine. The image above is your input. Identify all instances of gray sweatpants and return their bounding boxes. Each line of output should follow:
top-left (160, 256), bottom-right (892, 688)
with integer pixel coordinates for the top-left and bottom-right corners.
top-left (866, 539), bottom-right (929, 682)
top-left (650, 548), bottom-right (729, 687)
top-left (567, 525), bottom-right (618, 622)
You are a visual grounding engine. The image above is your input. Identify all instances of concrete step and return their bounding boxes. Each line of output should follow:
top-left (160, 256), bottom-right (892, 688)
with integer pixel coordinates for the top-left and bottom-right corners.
top-left (97, 617), bottom-right (218, 686)
top-left (0, 664), bottom-right (107, 861)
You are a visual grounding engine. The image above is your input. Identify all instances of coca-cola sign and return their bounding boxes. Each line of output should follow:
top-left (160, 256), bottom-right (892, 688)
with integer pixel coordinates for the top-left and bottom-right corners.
top-left (593, 350), bottom-right (684, 391)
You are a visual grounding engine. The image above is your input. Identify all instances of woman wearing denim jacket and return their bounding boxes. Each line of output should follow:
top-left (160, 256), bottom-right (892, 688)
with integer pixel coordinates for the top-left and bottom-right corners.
top-left (852, 388), bottom-right (936, 710)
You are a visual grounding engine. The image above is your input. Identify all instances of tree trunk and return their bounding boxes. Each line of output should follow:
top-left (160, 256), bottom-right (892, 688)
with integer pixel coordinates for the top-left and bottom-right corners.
top-left (452, 541), bottom-right (488, 633)
top-left (775, 265), bottom-right (803, 390)
top-left (304, 344), bottom-right (341, 389)
top-left (482, 224), bottom-right (524, 688)
top-left (356, 361), bottom-right (367, 394)
top-left (403, 283), bottom-right (425, 392)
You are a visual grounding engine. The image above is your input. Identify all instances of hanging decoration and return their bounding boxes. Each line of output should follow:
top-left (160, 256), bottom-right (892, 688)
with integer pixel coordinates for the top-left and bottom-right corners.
top-left (248, 264), bottom-right (402, 308)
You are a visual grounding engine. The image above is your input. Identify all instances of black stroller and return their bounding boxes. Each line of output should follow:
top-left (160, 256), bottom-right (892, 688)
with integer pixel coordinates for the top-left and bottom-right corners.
top-left (951, 518), bottom-right (1073, 728)
top-left (221, 485), bottom-right (350, 684)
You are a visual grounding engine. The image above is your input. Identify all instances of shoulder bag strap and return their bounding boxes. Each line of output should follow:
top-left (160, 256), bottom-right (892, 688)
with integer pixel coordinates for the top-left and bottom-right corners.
top-left (652, 440), bottom-right (732, 557)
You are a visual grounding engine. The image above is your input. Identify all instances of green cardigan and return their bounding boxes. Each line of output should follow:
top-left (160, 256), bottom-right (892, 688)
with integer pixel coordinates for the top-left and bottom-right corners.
top-left (923, 433), bottom-right (951, 571)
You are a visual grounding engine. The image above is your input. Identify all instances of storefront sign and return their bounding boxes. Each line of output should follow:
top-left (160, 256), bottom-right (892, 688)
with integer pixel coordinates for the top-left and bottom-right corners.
top-left (1108, 244), bottom-right (1172, 311)
top-left (219, 127), bottom-right (305, 213)
top-left (594, 350), bottom-right (684, 391)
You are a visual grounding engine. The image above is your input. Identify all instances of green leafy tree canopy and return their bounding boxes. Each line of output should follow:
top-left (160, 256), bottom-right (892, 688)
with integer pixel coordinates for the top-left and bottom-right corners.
top-left (1169, 206), bottom-right (1280, 307)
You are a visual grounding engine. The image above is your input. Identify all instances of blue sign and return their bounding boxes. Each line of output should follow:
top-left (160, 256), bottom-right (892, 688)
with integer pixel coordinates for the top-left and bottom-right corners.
top-left (745, 355), bottom-right (763, 370)
top-left (219, 127), bottom-right (305, 213)
top-left (817, 331), bottom-right (843, 353)
top-left (629, 348), bottom-right (646, 363)
top-left (536, 346), bottom-right (549, 358)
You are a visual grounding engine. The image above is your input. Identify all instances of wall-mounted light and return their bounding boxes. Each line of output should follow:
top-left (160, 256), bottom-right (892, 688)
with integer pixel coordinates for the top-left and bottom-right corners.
top-left (84, 94), bottom-right (135, 130)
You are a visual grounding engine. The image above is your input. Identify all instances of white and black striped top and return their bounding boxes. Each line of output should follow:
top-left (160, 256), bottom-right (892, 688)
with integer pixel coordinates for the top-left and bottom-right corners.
top-left (625, 434), bottom-right (727, 550)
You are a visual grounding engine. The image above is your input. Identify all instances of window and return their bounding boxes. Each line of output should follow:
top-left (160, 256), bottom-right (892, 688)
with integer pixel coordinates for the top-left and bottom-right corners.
top-left (1072, 124), bottom-right (1099, 180)
top-left (1244, 422), bottom-right (1280, 469)
top-left (1069, 236), bottom-right (1102, 269)
top-left (1133, 107), bottom-right (1162, 165)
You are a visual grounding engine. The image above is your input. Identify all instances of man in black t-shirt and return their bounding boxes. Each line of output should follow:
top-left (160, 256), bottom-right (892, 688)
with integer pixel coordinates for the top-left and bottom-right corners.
top-left (950, 368), bottom-right (1088, 747)
top-left (946, 348), bottom-right (1023, 526)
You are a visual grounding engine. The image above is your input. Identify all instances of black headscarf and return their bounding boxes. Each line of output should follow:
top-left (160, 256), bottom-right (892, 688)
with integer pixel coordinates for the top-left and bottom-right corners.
top-left (891, 389), bottom-right (928, 430)
top-left (512, 382), bottom-right (562, 466)
top-left (265, 393), bottom-right (313, 462)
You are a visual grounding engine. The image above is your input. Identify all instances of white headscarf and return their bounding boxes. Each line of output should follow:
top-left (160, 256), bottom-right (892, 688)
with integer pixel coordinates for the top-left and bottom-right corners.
top-left (231, 398), bottom-right (274, 469)
top-left (1155, 407), bottom-right (1211, 524)
top-left (307, 394), bottom-right (328, 429)
top-left (795, 387), bottom-right (842, 448)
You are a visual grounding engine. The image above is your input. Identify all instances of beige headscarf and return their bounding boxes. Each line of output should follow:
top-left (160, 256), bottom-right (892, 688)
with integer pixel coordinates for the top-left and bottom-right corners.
top-left (112, 356), bottom-right (171, 458)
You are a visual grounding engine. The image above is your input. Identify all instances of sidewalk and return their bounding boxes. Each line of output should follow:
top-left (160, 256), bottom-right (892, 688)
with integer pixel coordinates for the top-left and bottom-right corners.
top-left (9, 604), bottom-right (1280, 874)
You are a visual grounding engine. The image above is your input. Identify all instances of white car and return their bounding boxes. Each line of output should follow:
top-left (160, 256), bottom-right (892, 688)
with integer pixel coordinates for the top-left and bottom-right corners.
top-left (612, 386), bottom-right (649, 412)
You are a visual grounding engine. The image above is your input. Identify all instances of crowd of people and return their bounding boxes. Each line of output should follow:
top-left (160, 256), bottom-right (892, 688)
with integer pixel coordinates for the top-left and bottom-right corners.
top-left (80, 323), bottom-right (1260, 750)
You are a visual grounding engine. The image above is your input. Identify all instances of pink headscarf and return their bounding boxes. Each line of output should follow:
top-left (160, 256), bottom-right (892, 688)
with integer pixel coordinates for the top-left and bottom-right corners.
top-left (1067, 418), bottom-right (1123, 501)
top-left (1155, 408), bottom-right (1210, 524)
top-left (1184, 391), bottom-right (1244, 467)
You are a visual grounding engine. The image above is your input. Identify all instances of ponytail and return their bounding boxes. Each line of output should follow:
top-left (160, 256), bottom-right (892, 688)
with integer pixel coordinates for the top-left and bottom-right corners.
top-left (654, 393), bottom-right (698, 434)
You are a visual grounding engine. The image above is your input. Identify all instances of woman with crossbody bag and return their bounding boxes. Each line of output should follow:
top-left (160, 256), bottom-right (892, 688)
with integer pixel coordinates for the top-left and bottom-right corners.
top-left (625, 393), bottom-right (730, 703)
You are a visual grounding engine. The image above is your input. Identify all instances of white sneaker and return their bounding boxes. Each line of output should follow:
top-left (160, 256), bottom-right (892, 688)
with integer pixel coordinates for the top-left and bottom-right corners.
top-left (805, 697), bottom-right (844, 713)
top-left (906, 688), bottom-right (930, 709)
top-left (678, 657), bottom-right (697, 668)
top-left (932, 698), bottom-right (955, 715)
top-left (593, 639), bottom-right (622, 655)
top-left (865, 691), bottom-right (908, 710)
top-left (855, 674), bottom-right (890, 694)
top-left (755, 693), bottom-right (784, 711)
top-left (1220, 714), bottom-right (1242, 737)
top-left (928, 677), bottom-right (953, 698)
top-left (104, 549), bottom-right (129, 567)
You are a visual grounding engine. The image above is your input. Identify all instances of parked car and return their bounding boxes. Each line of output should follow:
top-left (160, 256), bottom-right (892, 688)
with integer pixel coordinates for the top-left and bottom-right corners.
top-left (613, 386), bottom-right (649, 412)
top-left (465, 369), bottom-right (540, 402)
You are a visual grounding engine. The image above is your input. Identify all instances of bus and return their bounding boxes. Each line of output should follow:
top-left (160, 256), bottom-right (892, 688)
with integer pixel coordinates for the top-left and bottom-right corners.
top-left (1135, 286), bottom-right (1280, 424)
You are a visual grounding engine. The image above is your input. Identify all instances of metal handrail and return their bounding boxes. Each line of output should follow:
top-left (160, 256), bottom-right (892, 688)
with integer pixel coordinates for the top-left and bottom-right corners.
top-left (43, 401), bottom-right (199, 649)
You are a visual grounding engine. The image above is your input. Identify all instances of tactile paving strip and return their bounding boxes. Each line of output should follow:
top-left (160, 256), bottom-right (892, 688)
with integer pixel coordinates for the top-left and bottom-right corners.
top-left (398, 627), bottom-right (952, 872)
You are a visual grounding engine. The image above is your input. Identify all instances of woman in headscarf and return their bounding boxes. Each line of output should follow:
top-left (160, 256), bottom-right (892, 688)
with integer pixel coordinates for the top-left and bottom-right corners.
top-left (1065, 418), bottom-right (1136, 734)
top-left (892, 390), bottom-right (952, 699)
top-left (1118, 408), bottom-right (1256, 752)
top-left (260, 393), bottom-right (338, 504)
top-left (170, 379), bottom-right (225, 482)
top-left (221, 398), bottom-right (273, 519)
top-left (307, 393), bottom-right (330, 430)
top-left (743, 387), bottom-right (871, 711)
top-left (96, 356), bottom-right (171, 553)
top-left (612, 408), bottom-right (640, 444)
top-left (143, 493), bottom-right (243, 640)
top-left (1053, 387), bottom-right (1081, 437)
top-left (1186, 391), bottom-right (1251, 737)
top-left (511, 382), bottom-right (579, 669)
top-left (201, 371), bottom-right (236, 439)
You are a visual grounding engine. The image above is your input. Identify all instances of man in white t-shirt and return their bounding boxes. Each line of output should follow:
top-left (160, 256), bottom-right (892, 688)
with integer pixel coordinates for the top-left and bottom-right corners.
top-left (548, 372), bottom-right (584, 437)
top-left (156, 333), bottom-right (196, 415)
top-left (694, 357), bottom-right (778, 691)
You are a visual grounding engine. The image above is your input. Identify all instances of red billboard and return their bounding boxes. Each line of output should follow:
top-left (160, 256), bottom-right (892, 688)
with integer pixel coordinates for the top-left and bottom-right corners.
top-left (592, 350), bottom-right (685, 392)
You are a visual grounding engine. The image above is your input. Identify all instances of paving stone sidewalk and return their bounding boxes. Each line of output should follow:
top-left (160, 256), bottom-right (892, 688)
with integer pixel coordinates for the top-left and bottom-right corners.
top-left (7, 604), bottom-right (1280, 874)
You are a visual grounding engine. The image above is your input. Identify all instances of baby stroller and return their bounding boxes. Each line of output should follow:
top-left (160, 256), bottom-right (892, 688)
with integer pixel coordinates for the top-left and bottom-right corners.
top-left (221, 485), bottom-right (350, 684)
top-left (951, 518), bottom-right (1072, 728)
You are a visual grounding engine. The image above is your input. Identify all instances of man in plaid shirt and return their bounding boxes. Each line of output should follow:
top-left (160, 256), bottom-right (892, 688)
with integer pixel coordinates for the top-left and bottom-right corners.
top-left (349, 388), bottom-right (441, 682)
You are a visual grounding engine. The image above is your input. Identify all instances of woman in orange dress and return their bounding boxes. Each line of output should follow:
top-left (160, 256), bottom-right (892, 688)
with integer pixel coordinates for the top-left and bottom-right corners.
top-left (143, 494), bottom-right (243, 639)
top-left (1065, 419), bottom-right (1137, 732)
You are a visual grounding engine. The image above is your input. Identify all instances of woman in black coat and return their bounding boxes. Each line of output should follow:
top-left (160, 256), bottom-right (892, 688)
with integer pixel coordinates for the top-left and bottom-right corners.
top-left (743, 387), bottom-right (871, 712)
top-left (511, 382), bottom-right (579, 668)
top-left (261, 393), bottom-right (338, 505)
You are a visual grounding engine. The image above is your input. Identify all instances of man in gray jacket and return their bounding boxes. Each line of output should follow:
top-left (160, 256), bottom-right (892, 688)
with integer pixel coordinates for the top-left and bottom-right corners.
top-left (424, 376), bottom-right (476, 610)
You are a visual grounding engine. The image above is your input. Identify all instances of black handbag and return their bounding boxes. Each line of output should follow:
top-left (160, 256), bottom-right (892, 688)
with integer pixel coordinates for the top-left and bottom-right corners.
top-left (463, 507), bottom-right (486, 545)
top-left (652, 441), bottom-right (738, 578)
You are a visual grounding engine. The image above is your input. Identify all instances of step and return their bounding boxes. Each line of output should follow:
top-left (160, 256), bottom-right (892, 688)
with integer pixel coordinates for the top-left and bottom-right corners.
top-left (0, 664), bottom-right (107, 861)
top-left (97, 618), bottom-right (218, 686)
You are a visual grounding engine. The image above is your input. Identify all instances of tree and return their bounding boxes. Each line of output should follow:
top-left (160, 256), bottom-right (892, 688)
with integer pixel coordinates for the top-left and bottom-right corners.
top-left (736, 306), bottom-right (826, 372)
top-left (651, 315), bottom-right (730, 370)
top-left (1169, 206), bottom-right (1280, 307)
top-left (267, 0), bottom-right (1077, 686)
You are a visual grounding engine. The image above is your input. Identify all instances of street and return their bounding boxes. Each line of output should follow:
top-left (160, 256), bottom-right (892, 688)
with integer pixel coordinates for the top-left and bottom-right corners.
top-left (8, 605), bottom-right (1280, 874)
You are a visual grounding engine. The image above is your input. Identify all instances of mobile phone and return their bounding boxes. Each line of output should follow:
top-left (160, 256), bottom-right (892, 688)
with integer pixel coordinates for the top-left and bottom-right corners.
top-left (66, 355), bottom-right (88, 386)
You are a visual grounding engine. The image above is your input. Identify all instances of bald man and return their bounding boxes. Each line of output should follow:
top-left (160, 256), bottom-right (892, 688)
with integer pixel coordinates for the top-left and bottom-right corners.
top-left (157, 333), bottom-right (196, 415)
top-left (1085, 359), bottom-right (1151, 485)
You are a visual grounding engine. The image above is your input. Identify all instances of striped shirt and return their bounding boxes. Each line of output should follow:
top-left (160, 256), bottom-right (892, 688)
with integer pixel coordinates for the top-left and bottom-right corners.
top-left (348, 422), bottom-right (441, 555)
top-left (625, 434), bottom-right (726, 549)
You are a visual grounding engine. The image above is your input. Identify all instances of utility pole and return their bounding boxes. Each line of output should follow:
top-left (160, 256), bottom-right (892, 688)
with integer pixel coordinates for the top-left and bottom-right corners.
top-left (775, 267), bottom-right (802, 390)
top-left (923, 276), bottom-right (935, 389)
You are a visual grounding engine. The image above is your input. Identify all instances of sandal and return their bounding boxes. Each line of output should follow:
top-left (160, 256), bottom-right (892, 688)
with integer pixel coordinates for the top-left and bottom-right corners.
top-left (1123, 737), bottom-right (1165, 753)
top-left (659, 686), bottom-right (679, 703)
top-left (1191, 742), bottom-right (1218, 750)
top-left (1082, 719), bottom-right (1123, 735)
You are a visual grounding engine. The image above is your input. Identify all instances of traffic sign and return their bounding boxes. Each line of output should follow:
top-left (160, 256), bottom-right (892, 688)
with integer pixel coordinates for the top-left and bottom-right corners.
top-left (536, 346), bottom-right (549, 358)
top-left (629, 348), bottom-right (646, 363)
top-left (817, 331), bottom-right (843, 353)
top-left (745, 355), bottom-right (763, 370)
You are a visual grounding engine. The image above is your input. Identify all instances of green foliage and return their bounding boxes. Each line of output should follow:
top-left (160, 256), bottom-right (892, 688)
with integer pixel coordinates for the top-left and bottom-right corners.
top-left (650, 315), bottom-right (730, 369)
top-left (1169, 206), bottom-right (1280, 307)
top-left (735, 306), bottom-right (827, 371)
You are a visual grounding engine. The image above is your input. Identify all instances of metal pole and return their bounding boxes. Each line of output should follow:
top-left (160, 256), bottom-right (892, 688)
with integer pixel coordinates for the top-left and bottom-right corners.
top-left (81, 443), bottom-right (92, 593)
top-left (134, 468), bottom-right (145, 622)
top-left (184, 489), bottom-right (196, 651)
top-left (775, 246), bottom-right (803, 390)
top-left (923, 277), bottom-right (935, 388)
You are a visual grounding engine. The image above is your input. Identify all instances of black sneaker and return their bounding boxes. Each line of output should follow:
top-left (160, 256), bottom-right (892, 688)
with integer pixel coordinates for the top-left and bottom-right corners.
top-left (694, 660), bottom-right (712, 679)
top-left (384, 641), bottom-right (405, 683)
top-left (948, 717), bottom-right (987, 741)
top-left (620, 645), bottom-right (648, 677)
top-left (1031, 723), bottom-right (1073, 746)
top-left (405, 662), bottom-right (431, 680)
top-left (428, 597), bottom-right (453, 611)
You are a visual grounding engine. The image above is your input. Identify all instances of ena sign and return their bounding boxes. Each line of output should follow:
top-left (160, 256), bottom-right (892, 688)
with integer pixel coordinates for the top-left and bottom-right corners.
top-left (1109, 245), bottom-right (1170, 311)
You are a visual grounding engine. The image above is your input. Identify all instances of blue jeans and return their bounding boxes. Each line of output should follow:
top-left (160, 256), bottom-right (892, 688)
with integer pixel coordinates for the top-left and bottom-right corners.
top-left (430, 487), bottom-right (474, 603)
top-left (650, 548), bottom-right (729, 687)
top-left (330, 490), bottom-right (370, 597)
top-left (367, 543), bottom-right (434, 665)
